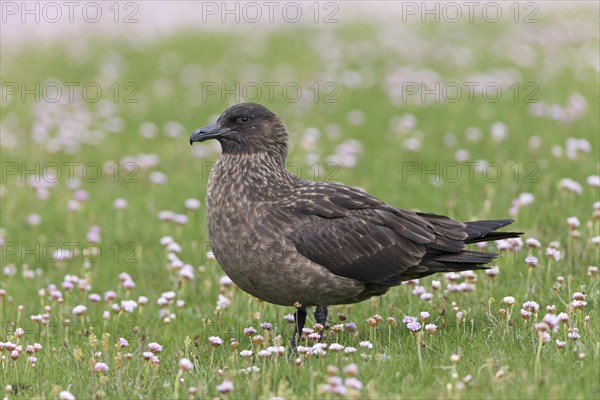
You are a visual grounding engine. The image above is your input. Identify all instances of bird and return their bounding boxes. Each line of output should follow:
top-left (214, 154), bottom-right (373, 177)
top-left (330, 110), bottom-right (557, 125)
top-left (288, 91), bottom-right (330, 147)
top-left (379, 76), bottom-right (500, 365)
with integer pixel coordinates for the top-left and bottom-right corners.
top-left (189, 103), bottom-right (522, 347)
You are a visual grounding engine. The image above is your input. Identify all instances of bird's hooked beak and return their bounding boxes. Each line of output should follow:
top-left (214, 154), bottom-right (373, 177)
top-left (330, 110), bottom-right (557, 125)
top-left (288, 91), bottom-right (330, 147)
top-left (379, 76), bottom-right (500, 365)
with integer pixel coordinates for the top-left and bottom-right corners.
top-left (189, 122), bottom-right (226, 145)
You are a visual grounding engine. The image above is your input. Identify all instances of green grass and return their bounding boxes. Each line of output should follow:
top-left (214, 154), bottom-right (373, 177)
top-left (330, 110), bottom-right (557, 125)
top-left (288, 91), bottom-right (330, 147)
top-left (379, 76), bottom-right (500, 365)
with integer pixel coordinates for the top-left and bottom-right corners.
top-left (1, 7), bottom-right (599, 399)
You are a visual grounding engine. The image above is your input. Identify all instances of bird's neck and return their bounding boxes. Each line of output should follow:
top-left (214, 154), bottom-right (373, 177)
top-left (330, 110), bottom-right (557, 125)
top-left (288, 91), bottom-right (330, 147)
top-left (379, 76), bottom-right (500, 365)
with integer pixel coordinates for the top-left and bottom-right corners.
top-left (217, 151), bottom-right (288, 176)
top-left (208, 152), bottom-right (294, 203)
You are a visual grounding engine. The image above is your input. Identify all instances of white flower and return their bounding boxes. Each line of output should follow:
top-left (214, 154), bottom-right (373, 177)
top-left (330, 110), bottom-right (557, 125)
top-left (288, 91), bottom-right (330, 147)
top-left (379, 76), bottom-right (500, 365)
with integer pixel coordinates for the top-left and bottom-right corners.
top-left (239, 350), bottom-right (253, 357)
top-left (258, 349), bottom-right (272, 358)
top-left (490, 122), bottom-right (508, 141)
top-left (219, 275), bottom-right (233, 286)
top-left (567, 217), bottom-right (580, 228)
top-left (159, 236), bottom-right (174, 245)
top-left (502, 296), bottom-right (516, 306)
top-left (179, 358), bottom-right (193, 371)
top-left (216, 294), bottom-right (231, 309)
top-left (587, 175), bottom-right (600, 187)
top-left (559, 178), bottom-right (582, 194)
top-left (359, 341), bottom-right (373, 349)
top-left (59, 390), bottom-right (76, 400)
top-left (525, 255), bottom-right (539, 266)
top-left (329, 343), bottom-right (344, 352)
top-left (149, 171), bottom-right (168, 185)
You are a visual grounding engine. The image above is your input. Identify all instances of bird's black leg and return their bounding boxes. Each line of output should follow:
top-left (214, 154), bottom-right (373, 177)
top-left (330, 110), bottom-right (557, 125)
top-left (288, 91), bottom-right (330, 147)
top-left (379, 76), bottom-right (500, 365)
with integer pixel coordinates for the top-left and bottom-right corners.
top-left (290, 306), bottom-right (307, 350)
top-left (314, 305), bottom-right (328, 340)
top-left (314, 305), bottom-right (328, 325)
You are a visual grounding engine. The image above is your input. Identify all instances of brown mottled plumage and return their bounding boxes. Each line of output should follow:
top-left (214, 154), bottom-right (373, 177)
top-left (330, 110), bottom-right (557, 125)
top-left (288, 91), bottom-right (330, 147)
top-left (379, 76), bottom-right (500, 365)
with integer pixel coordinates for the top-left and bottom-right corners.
top-left (190, 103), bottom-right (522, 346)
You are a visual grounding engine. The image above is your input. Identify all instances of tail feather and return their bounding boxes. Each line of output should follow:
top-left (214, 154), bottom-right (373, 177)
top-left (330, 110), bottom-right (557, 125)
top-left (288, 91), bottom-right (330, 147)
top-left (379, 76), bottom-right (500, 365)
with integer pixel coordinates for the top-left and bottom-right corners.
top-left (464, 219), bottom-right (523, 244)
top-left (419, 219), bottom-right (522, 276)
top-left (383, 219), bottom-right (523, 284)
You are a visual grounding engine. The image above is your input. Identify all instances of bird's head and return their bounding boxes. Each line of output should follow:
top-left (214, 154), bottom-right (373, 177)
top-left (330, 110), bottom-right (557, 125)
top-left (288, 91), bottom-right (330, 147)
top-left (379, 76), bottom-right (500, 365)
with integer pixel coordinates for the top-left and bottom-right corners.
top-left (190, 103), bottom-right (289, 162)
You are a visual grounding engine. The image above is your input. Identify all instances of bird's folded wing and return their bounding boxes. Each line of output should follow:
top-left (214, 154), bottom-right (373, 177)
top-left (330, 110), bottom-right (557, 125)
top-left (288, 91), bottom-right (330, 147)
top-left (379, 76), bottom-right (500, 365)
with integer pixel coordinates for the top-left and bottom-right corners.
top-left (281, 183), bottom-right (468, 284)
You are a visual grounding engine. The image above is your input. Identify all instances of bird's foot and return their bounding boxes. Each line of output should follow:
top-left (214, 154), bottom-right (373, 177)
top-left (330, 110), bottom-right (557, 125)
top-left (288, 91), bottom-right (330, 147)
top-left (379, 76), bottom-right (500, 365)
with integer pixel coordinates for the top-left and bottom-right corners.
top-left (289, 306), bottom-right (307, 354)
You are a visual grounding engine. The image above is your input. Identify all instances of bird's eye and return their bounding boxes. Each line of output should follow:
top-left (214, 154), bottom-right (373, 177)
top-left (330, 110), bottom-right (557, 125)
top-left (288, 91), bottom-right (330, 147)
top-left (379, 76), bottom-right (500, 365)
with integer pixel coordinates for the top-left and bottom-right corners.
top-left (238, 116), bottom-right (250, 123)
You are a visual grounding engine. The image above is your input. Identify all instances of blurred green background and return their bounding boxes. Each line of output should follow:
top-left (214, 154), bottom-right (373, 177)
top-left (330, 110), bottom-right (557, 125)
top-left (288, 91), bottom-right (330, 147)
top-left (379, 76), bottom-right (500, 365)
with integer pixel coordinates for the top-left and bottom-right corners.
top-left (1, 2), bottom-right (598, 399)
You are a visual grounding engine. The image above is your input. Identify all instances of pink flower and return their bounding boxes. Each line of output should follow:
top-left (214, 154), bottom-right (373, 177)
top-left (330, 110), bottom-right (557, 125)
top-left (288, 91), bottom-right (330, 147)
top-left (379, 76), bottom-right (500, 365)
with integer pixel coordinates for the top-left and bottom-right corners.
top-left (567, 217), bottom-right (580, 228)
top-left (53, 249), bottom-right (73, 262)
top-left (114, 198), bottom-right (128, 209)
top-left (420, 292), bottom-right (433, 301)
top-left (26, 214), bottom-right (42, 226)
top-left (184, 198), bottom-right (201, 210)
top-left (522, 301), bottom-right (540, 313)
top-left (567, 328), bottom-right (580, 341)
top-left (104, 291), bottom-right (117, 302)
top-left (118, 272), bottom-right (132, 282)
top-left (72, 305), bottom-right (87, 315)
top-left (486, 266), bottom-right (499, 278)
top-left (148, 342), bottom-right (163, 353)
top-left (260, 322), bottom-right (273, 330)
top-left (345, 377), bottom-right (363, 390)
top-left (74, 189), bottom-right (89, 202)
top-left (244, 327), bottom-right (257, 336)
top-left (406, 322), bottom-right (422, 332)
top-left (174, 214), bottom-right (188, 225)
top-left (94, 362), bottom-right (109, 372)
top-left (88, 293), bottom-right (101, 302)
top-left (283, 314), bottom-right (295, 323)
top-left (542, 314), bottom-right (559, 332)
top-left (122, 280), bottom-right (135, 290)
top-left (216, 380), bottom-right (234, 394)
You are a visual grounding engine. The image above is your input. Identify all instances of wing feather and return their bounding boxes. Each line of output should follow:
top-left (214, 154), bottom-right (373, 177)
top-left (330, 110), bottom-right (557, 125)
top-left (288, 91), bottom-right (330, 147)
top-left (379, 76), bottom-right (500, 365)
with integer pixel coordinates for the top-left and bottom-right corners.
top-left (281, 181), bottom-right (520, 285)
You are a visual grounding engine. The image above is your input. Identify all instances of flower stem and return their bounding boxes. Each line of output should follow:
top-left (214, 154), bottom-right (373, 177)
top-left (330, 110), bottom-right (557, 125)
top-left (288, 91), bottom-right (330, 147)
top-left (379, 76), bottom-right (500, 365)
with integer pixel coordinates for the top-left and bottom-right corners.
top-left (534, 334), bottom-right (543, 380)
top-left (416, 331), bottom-right (423, 374)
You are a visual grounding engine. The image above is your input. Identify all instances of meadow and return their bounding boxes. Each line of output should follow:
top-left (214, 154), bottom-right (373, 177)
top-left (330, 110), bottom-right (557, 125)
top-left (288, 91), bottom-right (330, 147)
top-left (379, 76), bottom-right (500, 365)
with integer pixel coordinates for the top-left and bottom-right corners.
top-left (1, 3), bottom-right (599, 399)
